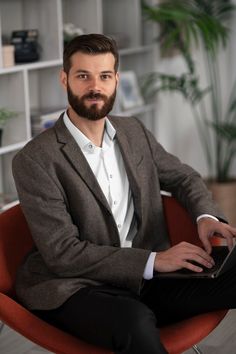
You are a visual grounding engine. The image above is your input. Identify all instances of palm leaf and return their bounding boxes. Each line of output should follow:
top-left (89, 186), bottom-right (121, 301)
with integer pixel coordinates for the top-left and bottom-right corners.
top-left (211, 122), bottom-right (236, 142)
top-left (142, 0), bottom-right (232, 54)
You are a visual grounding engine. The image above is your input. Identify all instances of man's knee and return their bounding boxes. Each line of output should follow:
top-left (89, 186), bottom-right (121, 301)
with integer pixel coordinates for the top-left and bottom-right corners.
top-left (113, 299), bottom-right (165, 353)
top-left (114, 298), bottom-right (156, 329)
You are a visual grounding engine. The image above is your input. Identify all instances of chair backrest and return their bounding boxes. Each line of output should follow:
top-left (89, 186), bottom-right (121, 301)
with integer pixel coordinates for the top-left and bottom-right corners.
top-left (0, 196), bottom-right (200, 297)
top-left (0, 204), bottom-right (33, 296)
top-left (162, 195), bottom-right (201, 247)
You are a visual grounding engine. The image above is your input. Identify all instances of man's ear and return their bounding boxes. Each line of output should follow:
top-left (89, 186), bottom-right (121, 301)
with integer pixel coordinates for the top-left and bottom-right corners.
top-left (116, 72), bottom-right (119, 85)
top-left (60, 69), bottom-right (67, 90)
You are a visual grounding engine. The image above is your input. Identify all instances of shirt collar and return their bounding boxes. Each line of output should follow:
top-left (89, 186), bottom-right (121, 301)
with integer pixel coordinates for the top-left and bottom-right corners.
top-left (63, 110), bottom-right (116, 152)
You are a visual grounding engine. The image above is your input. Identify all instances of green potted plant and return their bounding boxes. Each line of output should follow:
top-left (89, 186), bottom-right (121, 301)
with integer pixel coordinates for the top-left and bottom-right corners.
top-left (142, 0), bottom-right (236, 223)
top-left (0, 108), bottom-right (17, 146)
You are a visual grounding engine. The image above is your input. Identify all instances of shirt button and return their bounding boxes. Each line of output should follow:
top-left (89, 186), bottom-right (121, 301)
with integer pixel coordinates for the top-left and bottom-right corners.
top-left (113, 200), bottom-right (118, 205)
top-left (89, 144), bottom-right (93, 149)
top-left (117, 224), bottom-right (121, 229)
top-left (109, 174), bottom-right (113, 178)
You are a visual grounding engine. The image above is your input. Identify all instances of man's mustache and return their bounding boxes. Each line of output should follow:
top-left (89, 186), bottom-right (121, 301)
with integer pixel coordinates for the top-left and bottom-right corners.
top-left (83, 92), bottom-right (107, 100)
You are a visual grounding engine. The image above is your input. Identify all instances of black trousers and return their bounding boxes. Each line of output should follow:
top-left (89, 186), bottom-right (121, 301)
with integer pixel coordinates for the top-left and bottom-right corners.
top-left (33, 264), bottom-right (236, 354)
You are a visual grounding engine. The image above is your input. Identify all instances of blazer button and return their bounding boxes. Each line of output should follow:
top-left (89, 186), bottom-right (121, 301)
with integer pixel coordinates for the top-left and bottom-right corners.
top-left (113, 243), bottom-right (119, 247)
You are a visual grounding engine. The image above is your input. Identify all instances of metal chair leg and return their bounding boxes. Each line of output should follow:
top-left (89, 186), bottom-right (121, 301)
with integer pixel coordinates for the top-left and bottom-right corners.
top-left (192, 344), bottom-right (203, 354)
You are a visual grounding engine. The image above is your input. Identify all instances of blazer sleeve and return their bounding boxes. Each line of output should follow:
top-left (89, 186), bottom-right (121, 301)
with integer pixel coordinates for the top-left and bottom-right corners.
top-left (142, 126), bottom-right (226, 223)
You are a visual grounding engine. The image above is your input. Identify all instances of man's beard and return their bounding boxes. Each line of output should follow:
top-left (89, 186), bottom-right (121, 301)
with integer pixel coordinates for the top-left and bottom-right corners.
top-left (67, 84), bottom-right (116, 121)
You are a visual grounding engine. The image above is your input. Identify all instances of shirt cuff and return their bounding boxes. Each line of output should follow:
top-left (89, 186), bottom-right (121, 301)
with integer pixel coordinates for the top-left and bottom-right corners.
top-left (143, 252), bottom-right (156, 280)
top-left (197, 214), bottom-right (219, 223)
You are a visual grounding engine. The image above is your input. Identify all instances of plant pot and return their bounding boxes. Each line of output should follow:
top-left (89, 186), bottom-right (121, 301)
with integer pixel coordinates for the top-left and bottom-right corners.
top-left (206, 180), bottom-right (236, 226)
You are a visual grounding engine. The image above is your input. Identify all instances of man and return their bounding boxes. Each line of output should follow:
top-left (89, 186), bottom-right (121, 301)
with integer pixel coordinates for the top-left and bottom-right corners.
top-left (13, 34), bottom-right (236, 354)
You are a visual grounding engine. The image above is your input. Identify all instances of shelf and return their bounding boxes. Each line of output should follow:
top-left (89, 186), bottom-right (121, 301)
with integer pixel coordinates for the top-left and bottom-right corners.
top-left (27, 59), bottom-right (63, 71)
top-left (0, 59), bottom-right (62, 74)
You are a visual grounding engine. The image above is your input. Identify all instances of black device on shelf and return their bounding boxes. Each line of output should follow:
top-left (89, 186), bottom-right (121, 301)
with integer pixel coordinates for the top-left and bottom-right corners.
top-left (11, 29), bottom-right (40, 63)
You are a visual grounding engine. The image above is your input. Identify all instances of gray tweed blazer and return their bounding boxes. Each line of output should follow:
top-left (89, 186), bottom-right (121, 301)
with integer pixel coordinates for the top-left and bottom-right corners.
top-left (12, 114), bottom-right (224, 310)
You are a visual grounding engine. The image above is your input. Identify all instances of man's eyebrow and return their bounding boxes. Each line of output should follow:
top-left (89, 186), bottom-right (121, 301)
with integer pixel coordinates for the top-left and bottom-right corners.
top-left (74, 70), bottom-right (90, 73)
top-left (100, 70), bottom-right (114, 74)
top-left (73, 70), bottom-right (115, 74)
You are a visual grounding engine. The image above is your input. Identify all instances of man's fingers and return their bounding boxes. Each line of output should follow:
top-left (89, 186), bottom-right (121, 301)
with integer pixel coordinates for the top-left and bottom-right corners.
top-left (179, 242), bottom-right (214, 261)
top-left (201, 237), bottom-right (212, 255)
top-left (198, 219), bottom-right (236, 253)
top-left (228, 225), bottom-right (236, 237)
top-left (215, 224), bottom-right (235, 250)
top-left (176, 243), bottom-right (215, 269)
top-left (224, 232), bottom-right (234, 250)
top-left (185, 251), bottom-right (214, 267)
top-left (182, 260), bottom-right (203, 273)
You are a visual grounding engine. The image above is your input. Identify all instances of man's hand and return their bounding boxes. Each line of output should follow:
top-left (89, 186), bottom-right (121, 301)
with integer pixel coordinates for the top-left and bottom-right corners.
top-left (154, 218), bottom-right (236, 274)
top-left (197, 217), bottom-right (236, 254)
top-left (154, 242), bottom-right (215, 273)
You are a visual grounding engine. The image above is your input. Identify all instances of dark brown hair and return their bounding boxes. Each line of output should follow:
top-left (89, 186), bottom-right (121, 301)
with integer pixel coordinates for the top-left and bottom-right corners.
top-left (63, 33), bottom-right (119, 74)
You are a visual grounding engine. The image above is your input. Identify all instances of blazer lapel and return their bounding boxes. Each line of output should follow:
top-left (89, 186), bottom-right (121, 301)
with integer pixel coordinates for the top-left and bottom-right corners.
top-left (54, 116), bottom-right (112, 215)
top-left (114, 123), bottom-right (143, 227)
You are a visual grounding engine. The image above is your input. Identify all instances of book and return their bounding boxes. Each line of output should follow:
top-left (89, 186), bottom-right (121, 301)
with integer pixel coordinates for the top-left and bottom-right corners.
top-left (31, 108), bottom-right (64, 136)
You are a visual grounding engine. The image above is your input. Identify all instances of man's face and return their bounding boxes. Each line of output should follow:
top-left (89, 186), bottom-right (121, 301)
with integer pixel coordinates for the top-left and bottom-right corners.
top-left (61, 52), bottom-right (119, 121)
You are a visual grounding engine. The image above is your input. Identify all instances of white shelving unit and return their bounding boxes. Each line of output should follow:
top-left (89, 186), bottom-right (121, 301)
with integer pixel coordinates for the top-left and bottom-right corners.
top-left (0, 0), bottom-right (157, 210)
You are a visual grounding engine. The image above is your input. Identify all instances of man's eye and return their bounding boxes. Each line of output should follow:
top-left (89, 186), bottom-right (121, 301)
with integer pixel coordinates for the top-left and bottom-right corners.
top-left (101, 74), bottom-right (111, 80)
top-left (78, 74), bottom-right (88, 80)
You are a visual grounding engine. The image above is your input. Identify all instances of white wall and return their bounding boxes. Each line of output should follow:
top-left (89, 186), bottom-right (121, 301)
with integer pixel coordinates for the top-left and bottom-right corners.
top-left (155, 55), bottom-right (208, 176)
top-left (153, 7), bottom-right (236, 179)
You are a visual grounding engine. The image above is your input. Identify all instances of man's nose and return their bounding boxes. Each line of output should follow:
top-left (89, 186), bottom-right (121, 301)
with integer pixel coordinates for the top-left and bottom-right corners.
top-left (88, 77), bottom-right (101, 91)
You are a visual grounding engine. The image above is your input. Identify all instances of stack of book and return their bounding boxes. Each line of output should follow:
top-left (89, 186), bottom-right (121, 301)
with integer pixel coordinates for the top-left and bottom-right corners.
top-left (31, 108), bottom-right (65, 137)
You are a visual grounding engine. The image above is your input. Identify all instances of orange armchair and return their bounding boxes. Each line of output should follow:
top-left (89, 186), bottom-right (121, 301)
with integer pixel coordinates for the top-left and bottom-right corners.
top-left (0, 195), bottom-right (227, 354)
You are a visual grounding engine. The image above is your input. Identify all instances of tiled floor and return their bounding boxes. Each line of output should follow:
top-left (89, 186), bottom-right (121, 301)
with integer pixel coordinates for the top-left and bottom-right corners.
top-left (1, 310), bottom-right (236, 353)
top-left (0, 323), bottom-right (52, 354)
top-left (184, 309), bottom-right (236, 354)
